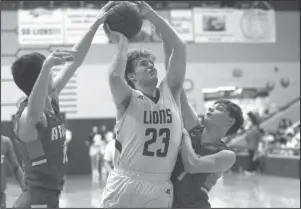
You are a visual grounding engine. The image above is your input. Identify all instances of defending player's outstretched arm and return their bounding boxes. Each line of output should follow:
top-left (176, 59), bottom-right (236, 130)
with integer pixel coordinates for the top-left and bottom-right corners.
top-left (181, 129), bottom-right (236, 173)
top-left (20, 49), bottom-right (74, 141)
top-left (162, 34), bottom-right (198, 131)
top-left (3, 136), bottom-right (26, 191)
top-left (163, 37), bottom-right (172, 71)
top-left (53, 1), bottom-right (118, 94)
top-left (137, 1), bottom-right (186, 98)
top-left (180, 89), bottom-right (201, 131)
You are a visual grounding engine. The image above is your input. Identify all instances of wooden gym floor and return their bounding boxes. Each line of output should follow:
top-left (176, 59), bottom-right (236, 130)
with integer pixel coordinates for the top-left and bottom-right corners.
top-left (5, 172), bottom-right (300, 208)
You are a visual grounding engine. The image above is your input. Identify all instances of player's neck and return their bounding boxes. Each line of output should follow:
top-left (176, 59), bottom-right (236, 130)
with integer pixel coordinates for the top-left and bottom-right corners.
top-left (137, 85), bottom-right (157, 98)
top-left (202, 126), bottom-right (225, 144)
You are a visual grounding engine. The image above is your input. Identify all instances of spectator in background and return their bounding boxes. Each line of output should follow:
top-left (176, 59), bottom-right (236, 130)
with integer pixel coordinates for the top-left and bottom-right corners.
top-left (285, 130), bottom-right (300, 156)
top-left (262, 131), bottom-right (275, 143)
top-left (86, 125), bottom-right (106, 182)
top-left (244, 126), bottom-right (265, 175)
top-left (262, 108), bottom-right (270, 119)
top-left (103, 130), bottom-right (116, 181)
top-left (100, 125), bottom-right (108, 142)
top-left (278, 118), bottom-right (292, 137)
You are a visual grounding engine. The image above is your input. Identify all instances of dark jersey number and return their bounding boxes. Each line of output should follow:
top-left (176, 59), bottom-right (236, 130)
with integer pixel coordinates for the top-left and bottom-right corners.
top-left (143, 128), bottom-right (170, 157)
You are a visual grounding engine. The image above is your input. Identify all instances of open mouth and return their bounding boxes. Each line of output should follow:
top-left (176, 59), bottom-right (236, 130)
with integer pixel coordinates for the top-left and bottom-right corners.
top-left (149, 69), bottom-right (156, 75)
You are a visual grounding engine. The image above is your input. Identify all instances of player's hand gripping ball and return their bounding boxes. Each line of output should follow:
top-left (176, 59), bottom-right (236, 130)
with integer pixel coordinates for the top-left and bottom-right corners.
top-left (135, 1), bottom-right (155, 17)
top-left (105, 1), bottom-right (143, 40)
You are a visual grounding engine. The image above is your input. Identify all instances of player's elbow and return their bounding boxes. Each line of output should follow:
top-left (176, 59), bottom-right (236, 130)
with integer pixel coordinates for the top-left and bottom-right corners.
top-left (221, 152), bottom-right (236, 172)
top-left (215, 151), bottom-right (236, 173)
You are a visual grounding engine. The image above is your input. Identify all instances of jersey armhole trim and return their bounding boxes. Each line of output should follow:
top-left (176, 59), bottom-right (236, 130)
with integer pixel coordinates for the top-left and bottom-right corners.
top-left (160, 79), bottom-right (184, 129)
top-left (116, 89), bottom-right (135, 122)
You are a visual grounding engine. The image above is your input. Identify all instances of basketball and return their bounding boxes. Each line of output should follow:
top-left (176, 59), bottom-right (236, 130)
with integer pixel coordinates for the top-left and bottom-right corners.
top-left (105, 1), bottom-right (143, 40)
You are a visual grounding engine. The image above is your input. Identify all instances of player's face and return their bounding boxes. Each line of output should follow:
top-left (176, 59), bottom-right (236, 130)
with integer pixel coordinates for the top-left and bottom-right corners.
top-left (205, 103), bottom-right (235, 129)
top-left (92, 126), bottom-right (98, 133)
top-left (133, 57), bottom-right (158, 86)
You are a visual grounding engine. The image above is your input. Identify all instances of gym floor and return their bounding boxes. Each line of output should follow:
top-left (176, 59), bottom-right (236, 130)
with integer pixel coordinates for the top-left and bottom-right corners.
top-left (5, 172), bottom-right (300, 208)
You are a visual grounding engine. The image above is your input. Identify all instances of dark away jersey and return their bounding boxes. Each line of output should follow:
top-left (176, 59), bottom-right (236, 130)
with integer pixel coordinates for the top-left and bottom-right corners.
top-left (171, 125), bottom-right (229, 208)
top-left (12, 98), bottom-right (66, 191)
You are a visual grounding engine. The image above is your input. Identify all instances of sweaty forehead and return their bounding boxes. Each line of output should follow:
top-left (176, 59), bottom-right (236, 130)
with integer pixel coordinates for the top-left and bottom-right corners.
top-left (136, 56), bottom-right (156, 65)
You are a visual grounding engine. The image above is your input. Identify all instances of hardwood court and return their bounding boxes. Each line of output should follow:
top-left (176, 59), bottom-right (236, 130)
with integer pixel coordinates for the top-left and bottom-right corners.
top-left (5, 172), bottom-right (300, 208)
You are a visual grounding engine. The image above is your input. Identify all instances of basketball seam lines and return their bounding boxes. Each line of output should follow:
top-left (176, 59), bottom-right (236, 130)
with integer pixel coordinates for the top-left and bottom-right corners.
top-left (114, 7), bottom-right (128, 19)
top-left (107, 17), bottom-right (128, 25)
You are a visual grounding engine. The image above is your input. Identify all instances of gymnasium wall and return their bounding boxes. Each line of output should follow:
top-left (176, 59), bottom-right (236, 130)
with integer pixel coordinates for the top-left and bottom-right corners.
top-left (1, 11), bottom-right (300, 174)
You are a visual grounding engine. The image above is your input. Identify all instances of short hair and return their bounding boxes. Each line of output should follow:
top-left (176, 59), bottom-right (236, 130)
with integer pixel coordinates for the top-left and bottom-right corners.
top-left (11, 52), bottom-right (46, 96)
top-left (125, 49), bottom-right (155, 89)
top-left (214, 100), bottom-right (244, 136)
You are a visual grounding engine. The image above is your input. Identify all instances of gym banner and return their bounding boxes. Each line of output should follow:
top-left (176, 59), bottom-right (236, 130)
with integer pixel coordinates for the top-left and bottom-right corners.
top-left (193, 8), bottom-right (276, 43)
top-left (18, 9), bottom-right (64, 45)
top-left (170, 9), bottom-right (194, 42)
top-left (63, 8), bottom-right (109, 44)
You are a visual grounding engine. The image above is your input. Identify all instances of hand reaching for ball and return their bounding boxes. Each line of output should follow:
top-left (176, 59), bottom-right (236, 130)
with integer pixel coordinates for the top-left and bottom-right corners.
top-left (96, 1), bottom-right (121, 24)
top-left (135, 1), bottom-right (155, 17)
top-left (44, 48), bottom-right (76, 67)
top-left (103, 23), bottom-right (128, 44)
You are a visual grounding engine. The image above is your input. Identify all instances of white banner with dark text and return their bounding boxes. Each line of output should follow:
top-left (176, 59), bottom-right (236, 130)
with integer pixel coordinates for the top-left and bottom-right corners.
top-left (64, 9), bottom-right (109, 44)
top-left (193, 8), bottom-right (276, 43)
top-left (170, 9), bottom-right (194, 42)
top-left (18, 9), bottom-right (64, 45)
top-left (18, 8), bottom-right (276, 44)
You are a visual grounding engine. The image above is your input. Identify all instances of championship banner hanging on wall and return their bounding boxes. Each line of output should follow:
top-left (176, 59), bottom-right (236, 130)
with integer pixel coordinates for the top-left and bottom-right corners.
top-left (18, 8), bottom-right (64, 45)
top-left (63, 9), bottom-right (109, 44)
top-left (170, 9), bottom-right (194, 42)
top-left (193, 8), bottom-right (276, 43)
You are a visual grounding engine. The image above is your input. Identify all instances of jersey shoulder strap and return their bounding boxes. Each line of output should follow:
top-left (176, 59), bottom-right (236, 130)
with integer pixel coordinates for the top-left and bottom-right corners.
top-left (51, 97), bottom-right (60, 114)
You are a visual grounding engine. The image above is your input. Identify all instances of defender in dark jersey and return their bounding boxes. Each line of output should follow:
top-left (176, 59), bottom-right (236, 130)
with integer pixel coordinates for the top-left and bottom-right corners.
top-left (1, 135), bottom-right (25, 209)
top-left (171, 90), bottom-right (244, 208)
top-left (11, 2), bottom-right (118, 208)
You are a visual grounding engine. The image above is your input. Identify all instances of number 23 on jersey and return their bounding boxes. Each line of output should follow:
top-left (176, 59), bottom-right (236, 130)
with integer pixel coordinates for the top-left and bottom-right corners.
top-left (143, 128), bottom-right (171, 157)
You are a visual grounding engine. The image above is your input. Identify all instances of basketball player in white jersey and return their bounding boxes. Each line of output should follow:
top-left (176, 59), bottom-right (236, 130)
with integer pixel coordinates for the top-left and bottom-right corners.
top-left (101, 1), bottom-right (186, 207)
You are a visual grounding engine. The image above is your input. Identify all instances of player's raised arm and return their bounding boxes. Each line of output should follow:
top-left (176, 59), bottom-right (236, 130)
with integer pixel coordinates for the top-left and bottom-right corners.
top-left (181, 129), bottom-right (236, 173)
top-left (104, 24), bottom-right (133, 114)
top-left (137, 1), bottom-right (186, 97)
top-left (180, 89), bottom-right (200, 131)
top-left (53, 1), bottom-right (118, 94)
top-left (20, 50), bottom-right (74, 128)
top-left (4, 136), bottom-right (26, 191)
top-left (163, 37), bottom-right (172, 71)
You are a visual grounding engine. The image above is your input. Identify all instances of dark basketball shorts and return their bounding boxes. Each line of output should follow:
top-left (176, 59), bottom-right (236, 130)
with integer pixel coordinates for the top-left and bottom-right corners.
top-left (12, 187), bottom-right (61, 209)
top-left (172, 187), bottom-right (211, 208)
top-left (0, 192), bottom-right (6, 209)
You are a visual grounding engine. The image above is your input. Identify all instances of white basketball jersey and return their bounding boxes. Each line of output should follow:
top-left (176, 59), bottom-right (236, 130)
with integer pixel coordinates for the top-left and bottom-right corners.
top-left (115, 80), bottom-right (183, 175)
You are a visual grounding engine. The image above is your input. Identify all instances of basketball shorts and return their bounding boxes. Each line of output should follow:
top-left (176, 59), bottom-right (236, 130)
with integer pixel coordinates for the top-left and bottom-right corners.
top-left (101, 168), bottom-right (173, 208)
top-left (0, 192), bottom-right (6, 209)
top-left (12, 187), bottom-right (61, 209)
